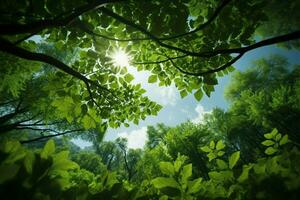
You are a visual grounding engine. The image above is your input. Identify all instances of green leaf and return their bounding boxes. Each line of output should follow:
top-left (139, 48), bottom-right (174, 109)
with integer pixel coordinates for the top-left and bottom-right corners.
top-left (159, 196), bottom-right (169, 200)
top-left (51, 159), bottom-right (79, 171)
top-left (174, 155), bottom-right (186, 172)
top-left (217, 151), bottom-right (225, 157)
top-left (216, 159), bottom-right (228, 170)
top-left (208, 152), bottom-right (217, 162)
top-left (237, 165), bottom-right (253, 182)
top-left (24, 152), bottom-right (35, 174)
top-left (208, 171), bottom-right (223, 181)
top-left (264, 128), bottom-right (279, 139)
top-left (180, 90), bottom-right (188, 98)
top-left (148, 75), bottom-right (158, 83)
top-left (159, 162), bottom-right (175, 176)
top-left (265, 147), bottom-right (278, 155)
top-left (81, 104), bottom-right (88, 115)
top-left (0, 164), bottom-right (20, 184)
top-left (200, 146), bottom-right (211, 153)
top-left (194, 89), bottom-right (203, 101)
top-left (4, 148), bottom-right (26, 164)
top-left (253, 162), bottom-right (266, 175)
top-left (261, 140), bottom-right (275, 146)
top-left (229, 151), bottom-right (240, 169)
top-left (160, 187), bottom-right (181, 197)
top-left (152, 177), bottom-right (180, 189)
top-left (120, 67), bottom-right (127, 74)
top-left (87, 49), bottom-right (98, 59)
top-left (271, 128), bottom-right (278, 136)
top-left (74, 104), bottom-right (81, 117)
top-left (55, 151), bottom-right (69, 160)
top-left (279, 134), bottom-right (289, 146)
top-left (227, 66), bottom-right (235, 72)
top-left (209, 141), bottom-right (215, 149)
top-left (0, 140), bottom-right (21, 154)
top-left (203, 75), bottom-right (218, 85)
top-left (82, 115), bottom-right (96, 129)
top-left (181, 164), bottom-right (192, 183)
top-left (275, 133), bottom-right (282, 141)
top-left (264, 133), bottom-right (273, 139)
top-left (124, 74), bottom-right (134, 83)
top-left (41, 140), bottom-right (55, 159)
top-left (216, 140), bottom-right (225, 150)
top-left (187, 178), bottom-right (202, 194)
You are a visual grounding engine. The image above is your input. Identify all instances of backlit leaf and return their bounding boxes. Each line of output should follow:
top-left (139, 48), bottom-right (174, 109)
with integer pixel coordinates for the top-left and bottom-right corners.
top-left (181, 164), bottom-right (192, 183)
top-left (229, 151), bottom-right (240, 169)
top-left (261, 140), bottom-right (275, 146)
top-left (159, 162), bottom-right (175, 176)
top-left (216, 140), bottom-right (225, 150)
top-left (279, 134), bottom-right (289, 146)
top-left (265, 147), bottom-right (278, 155)
top-left (187, 178), bottom-right (202, 194)
top-left (152, 177), bottom-right (180, 189)
top-left (41, 140), bottom-right (55, 159)
top-left (148, 75), bottom-right (158, 83)
top-left (194, 89), bottom-right (203, 101)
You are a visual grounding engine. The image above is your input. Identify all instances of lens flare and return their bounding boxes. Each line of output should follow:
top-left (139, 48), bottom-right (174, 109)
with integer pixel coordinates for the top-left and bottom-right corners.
top-left (111, 49), bottom-right (130, 67)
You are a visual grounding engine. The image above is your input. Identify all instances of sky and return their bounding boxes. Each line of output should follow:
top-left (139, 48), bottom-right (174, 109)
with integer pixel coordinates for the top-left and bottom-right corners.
top-left (74, 45), bottom-right (300, 149)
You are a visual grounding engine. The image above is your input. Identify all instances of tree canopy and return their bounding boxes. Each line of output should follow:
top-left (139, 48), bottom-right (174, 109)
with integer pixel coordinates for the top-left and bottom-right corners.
top-left (1, 0), bottom-right (300, 199)
top-left (1, 0), bottom-right (300, 142)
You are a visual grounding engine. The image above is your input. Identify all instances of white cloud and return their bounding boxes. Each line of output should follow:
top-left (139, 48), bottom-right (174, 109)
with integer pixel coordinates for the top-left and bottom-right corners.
top-left (146, 84), bottom-right (178, 106)
top-left (118, 127), bottom-right (148, 149)
top-left (192, 104), bottom-right (212, 124)
top-left (158, 85), bottom-right (178, 106)
top-left (71, 139), bottom-right (92, 149)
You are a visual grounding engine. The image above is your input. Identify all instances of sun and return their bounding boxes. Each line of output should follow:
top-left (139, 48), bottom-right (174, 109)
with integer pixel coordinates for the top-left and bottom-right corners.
top-left (111, 49), bottom-right (130, 67)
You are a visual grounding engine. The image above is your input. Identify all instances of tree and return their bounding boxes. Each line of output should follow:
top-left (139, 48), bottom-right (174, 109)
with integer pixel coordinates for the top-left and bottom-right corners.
top-left (71, 150), bottom-right (106, 174)
top-left (145, 123), bottom-right (170, 149)
top-left (1, 0), bottom-right (299, 141)
top-left (256, 0), bottom-right (300, 49)
top-left (222, 55), bottom-right (300, 160)
top-left (0, 43), bottom-right (86, 143)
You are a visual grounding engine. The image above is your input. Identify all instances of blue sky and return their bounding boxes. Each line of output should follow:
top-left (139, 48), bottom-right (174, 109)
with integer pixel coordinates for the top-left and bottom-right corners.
top-left (74, 45), bottom-right (300, 149)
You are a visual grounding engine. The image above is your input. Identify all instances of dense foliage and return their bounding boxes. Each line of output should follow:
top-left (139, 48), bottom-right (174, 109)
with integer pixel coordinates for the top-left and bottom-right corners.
top-left (1, 128), bottom-right (300, 200)
top-left (1, 0), bottom-right (300, 199)
top-left (1, 54), bottom-right (300, 199)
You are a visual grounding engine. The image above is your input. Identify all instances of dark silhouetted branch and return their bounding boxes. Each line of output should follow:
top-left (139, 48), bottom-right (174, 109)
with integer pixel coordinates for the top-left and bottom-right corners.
top-left (158, 0), bottom-right (233, 40)
top-left (167, 53), bottom-right (244, 76)
top-left (20, 129), bottom-right (83, 143)
top-left (80, 0), bottom-right (232, 42)
top-left (100, 8), bottom-right (300, 58)
top-left (201, 31), bottom-right (300, 57)
top-left (0, 38), bottom-right (113, 96)
top-left (132, 54), bottom-right (188, 65)
top-left (0, 0), bottom-right (123, 35)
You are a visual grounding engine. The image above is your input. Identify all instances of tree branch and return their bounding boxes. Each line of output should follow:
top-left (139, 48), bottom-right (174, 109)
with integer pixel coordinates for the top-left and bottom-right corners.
top-left (0, 108), bottom-right (27, 125)
top-left (167, 53), bottom-right (244, 76)
top-left (158, 0), bottom-right (233, 40)
top-left (201, 31), bottom-right (300, 57)
top-left (132, 54), bottom-right (188, 65)
top-left (195, 53), bottom-right (244, 76)
top-left (20, 129), bottom-right (83, 144)
top-left (100, 7), bottom-right (198, 56)
top-left (79, 0), bottom-right (232, 42)
top-left (14, 31), bottom-right (40, 45)
top-left (100, 8), bottom-right (300, 58)
top-left (119, 144), bottom-right (132, 180)
top-left (0, 38), bottom-right (113, 96)
top-left (0, 0), bottom-right (123, 35)
top-left (75, 20), bottom-right (148, 42)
